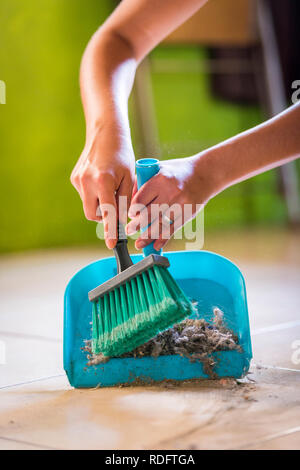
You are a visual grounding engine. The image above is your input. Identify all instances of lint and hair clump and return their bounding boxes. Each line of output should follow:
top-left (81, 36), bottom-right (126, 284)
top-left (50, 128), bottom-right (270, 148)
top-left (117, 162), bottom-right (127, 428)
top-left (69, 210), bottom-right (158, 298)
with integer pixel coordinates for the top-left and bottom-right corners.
top-left (83, 307), bottom-right (242, 378)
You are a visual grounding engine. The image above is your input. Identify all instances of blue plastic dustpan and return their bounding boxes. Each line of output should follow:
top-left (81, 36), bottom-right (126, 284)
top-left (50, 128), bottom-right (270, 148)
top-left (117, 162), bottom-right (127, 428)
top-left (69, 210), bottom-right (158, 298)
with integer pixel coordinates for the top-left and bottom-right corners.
top-left (63, 159), bottom-right (252, 387)
top-left (64, 250), bottom-right (252, 388)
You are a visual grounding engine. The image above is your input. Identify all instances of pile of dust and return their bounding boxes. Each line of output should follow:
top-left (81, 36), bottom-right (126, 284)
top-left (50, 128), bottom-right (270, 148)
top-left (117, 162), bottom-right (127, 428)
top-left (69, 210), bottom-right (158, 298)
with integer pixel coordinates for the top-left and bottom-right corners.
top-left (83, 307), bottom-right (242, 378)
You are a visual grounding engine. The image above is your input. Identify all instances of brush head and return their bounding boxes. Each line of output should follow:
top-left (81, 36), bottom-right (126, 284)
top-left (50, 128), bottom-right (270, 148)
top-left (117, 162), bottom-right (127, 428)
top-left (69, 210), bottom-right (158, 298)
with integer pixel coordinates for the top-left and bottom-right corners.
top-left (89, 256), bottom-right (196, 357)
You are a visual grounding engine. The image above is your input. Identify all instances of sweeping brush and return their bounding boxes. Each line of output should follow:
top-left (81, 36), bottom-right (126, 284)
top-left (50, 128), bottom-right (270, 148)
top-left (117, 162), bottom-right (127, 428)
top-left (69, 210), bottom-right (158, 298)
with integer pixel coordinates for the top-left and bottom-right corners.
top-left (88, 223), bottom-right (196, 357)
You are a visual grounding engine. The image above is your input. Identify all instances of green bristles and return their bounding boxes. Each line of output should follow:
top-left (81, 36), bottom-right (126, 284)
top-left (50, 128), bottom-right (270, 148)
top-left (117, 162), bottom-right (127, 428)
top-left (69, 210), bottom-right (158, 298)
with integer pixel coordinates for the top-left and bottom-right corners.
top-left (91, 265), bottom-right (196, 357)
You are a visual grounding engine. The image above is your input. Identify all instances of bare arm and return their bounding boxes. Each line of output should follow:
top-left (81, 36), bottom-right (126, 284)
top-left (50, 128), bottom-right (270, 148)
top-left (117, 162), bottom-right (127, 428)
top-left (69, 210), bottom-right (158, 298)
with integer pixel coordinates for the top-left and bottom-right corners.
top-left (71, 0), bottom-right (207, 248)
top-left (210, 101), bottom-right (300, 191)
top-left (127, 102), bottom-right (300, 251)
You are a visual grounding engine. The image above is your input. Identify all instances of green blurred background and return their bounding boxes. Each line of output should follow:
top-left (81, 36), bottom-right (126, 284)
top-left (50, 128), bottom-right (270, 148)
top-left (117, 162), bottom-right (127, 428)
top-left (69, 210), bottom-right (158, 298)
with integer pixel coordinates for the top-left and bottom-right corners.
top-left (0, 0), bottom-right (292, 253)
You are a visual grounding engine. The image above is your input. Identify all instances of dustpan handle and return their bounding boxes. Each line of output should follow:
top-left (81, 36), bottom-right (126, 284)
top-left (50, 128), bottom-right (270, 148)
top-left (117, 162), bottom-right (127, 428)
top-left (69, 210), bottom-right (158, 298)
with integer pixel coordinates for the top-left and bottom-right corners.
top-left (136, 158), bottom-right (162, 257)
top-left (113, 222), bottom-right (133, 273)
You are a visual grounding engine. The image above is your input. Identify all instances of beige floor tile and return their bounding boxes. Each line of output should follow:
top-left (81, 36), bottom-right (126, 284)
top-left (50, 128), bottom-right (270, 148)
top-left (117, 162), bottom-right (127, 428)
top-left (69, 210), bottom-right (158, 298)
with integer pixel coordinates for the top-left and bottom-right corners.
top-left (0, 335), bottom-right (63, 387)
top-left (251, 430), bottom-right (300, 450)
top-left (0, 437), bottom-right (44, 450)
top-left (243, 264), bottom-right (300, 330)
top-left (252, 327), bottom-right (300, 369)
top-left (0, 368), bottom-right (298, 450)
top-left (0, 228), bottom-right (299, 449)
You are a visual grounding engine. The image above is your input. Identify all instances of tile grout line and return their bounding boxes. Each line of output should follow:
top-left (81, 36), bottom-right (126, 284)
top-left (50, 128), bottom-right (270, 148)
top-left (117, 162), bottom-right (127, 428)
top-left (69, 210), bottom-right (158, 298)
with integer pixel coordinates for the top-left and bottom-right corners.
top-left (252, 320), bottom-right (300, 336)
top-left (234, 426), bottom-right (300, 450)
top-left (0, 330), bottom-right (62, 343)
top-left (0, 435), bottom-right (59, 450)
top-left (252, 363), bottom-right (300, 373)
top-left (0, 374), bottom-right (66, 390)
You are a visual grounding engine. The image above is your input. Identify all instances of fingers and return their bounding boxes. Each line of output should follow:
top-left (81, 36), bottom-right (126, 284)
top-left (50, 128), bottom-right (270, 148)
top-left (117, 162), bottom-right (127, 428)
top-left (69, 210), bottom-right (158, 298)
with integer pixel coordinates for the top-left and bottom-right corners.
top-left (116, 173), bottom-right (134, 224)
top-left (126, 198), bottom-right (156, 235)
top-left (71, 131), bottom-right (136, 250)
top-left (126, 175), bottom-right (164, 235)
top-left (126, 195), bottom-right (167, 235)
top-left (128, 174), bottom-right (160, 216)
top-left (95, 204), bottom-right (103, 221)
top-left (82, 194), bottom-right (101, 222)
top-left (80, 182), bottom-right (102, 221)
top-left (135, 210), bottom-right (183, 251)
top-left (71, 167), bottom-right (100, 222)
top-left (127, 196), bottom-right (182, 236)
top-left (131, 176), bottom-right (138, 200)
top-left (97, 174), bottom-right (118, 249)
top-left (98, 197), bottom-right (117, 249)
top-left (71, 166), bottom-right (129, 249)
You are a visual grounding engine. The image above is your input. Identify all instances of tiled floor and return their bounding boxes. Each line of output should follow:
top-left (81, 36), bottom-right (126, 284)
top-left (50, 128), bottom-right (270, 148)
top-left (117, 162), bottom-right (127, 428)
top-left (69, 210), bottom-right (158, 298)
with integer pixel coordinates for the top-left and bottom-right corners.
top-left (0, 228), bottom-right (299, 450)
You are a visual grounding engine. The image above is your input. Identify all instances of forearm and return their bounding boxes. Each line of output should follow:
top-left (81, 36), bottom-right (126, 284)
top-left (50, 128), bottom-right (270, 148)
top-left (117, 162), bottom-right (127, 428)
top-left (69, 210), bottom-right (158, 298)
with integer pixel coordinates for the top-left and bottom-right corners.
top-left (80, 0), bottom-right (207, 140)
top-left (80, 29), bottom-right (136, 140)
top-left (198, 102), bottom-right (300, 196)
top-left (128, 102), bottom-right (300, 249)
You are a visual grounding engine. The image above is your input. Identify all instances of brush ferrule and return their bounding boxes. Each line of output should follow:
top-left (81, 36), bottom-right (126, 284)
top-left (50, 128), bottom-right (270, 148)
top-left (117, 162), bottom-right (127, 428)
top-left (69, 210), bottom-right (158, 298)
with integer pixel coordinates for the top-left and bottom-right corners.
top-left (88, 254), bottom-right (170, 302)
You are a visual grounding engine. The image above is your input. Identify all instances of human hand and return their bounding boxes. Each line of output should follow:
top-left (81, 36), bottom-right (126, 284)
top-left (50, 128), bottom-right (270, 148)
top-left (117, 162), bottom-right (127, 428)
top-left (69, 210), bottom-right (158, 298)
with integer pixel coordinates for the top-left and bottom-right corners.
top-left (71, 120), bottom-right (135, 249)
top-left (126, 154), bottom-right (216, 251)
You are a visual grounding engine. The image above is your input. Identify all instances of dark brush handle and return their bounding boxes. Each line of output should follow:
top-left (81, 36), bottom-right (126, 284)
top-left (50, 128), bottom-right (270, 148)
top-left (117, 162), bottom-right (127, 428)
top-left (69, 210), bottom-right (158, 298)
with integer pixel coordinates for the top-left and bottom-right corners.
top-left (113, 222), bottom-right (133, 274)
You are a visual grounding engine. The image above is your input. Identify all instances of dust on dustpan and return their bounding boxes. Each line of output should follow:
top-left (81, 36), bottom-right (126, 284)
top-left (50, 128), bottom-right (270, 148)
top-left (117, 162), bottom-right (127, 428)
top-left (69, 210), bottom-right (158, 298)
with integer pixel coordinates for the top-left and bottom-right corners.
top-left (83, 307), bottom-right (242, 379)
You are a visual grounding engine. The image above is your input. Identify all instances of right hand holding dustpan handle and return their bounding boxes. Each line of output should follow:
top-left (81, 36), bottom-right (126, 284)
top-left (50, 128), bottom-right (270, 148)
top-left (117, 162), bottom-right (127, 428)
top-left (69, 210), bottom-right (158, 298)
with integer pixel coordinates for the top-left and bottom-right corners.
top-left (135, 159), bottom-right (162, 257)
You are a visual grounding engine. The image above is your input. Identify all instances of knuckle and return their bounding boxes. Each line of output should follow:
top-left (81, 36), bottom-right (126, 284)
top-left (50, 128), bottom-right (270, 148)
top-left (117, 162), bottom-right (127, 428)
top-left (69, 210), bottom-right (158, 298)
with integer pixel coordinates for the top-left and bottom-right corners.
top-left (96, 170), bottom-right (115, 186)
top-left (124, 167), bottom-right (133, 182)
top-left (79, 172), bottom-right (91, 185)
top-left (70, 172), bottom-right (78, 187)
